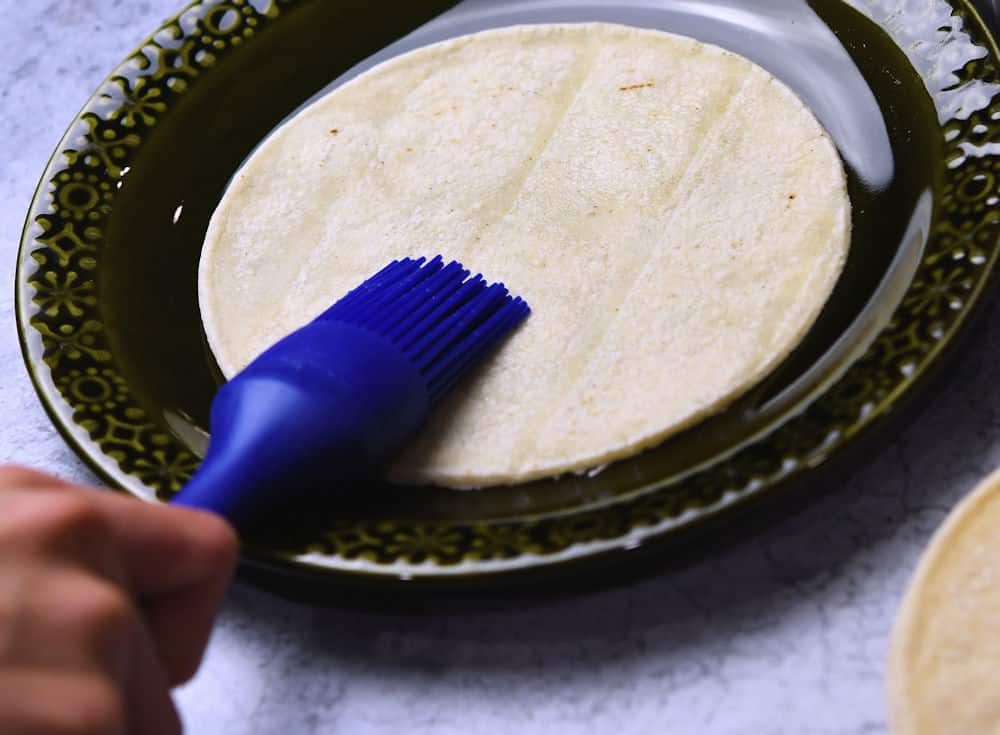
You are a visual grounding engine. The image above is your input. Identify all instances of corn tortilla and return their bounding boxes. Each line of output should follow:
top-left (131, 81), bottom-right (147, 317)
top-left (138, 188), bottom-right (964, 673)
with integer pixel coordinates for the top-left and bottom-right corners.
top-left (888, 467), bottom-right (1000, 734)
top-left (199, 23), bottom-right (851, 487)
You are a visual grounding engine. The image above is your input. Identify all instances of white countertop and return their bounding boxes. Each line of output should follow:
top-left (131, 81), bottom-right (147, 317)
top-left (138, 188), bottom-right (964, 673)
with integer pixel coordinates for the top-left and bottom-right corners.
top-left (3, 1), bottom-right (999, 732)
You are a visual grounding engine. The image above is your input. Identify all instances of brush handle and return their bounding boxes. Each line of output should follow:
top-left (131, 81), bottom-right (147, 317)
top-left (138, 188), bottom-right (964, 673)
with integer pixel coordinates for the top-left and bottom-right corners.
top-left (173, 321), bottom-right (430, 530)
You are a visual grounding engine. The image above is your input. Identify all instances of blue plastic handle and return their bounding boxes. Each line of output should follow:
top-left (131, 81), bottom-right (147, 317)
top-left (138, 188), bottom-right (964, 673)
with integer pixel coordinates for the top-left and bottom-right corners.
top-left (173, 320), bottom-right (430, 529)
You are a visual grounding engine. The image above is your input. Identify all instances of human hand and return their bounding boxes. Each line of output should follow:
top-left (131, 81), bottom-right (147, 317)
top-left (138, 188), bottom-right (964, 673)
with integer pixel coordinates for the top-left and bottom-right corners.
top-left (0, 466), bottom-right (237, 735)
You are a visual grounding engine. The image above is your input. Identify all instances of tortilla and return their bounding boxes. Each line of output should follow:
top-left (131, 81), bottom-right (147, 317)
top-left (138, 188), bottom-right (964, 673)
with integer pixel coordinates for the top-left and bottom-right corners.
top-left (199, 23), bottom-right (850, 488)
top-left (888, 468), bottom-right (1000, 734)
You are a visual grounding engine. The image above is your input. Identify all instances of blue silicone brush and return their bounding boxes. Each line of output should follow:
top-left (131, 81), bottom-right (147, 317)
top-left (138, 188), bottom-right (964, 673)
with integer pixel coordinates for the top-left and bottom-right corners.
top-left (172, 255), bottom-right (529, 530)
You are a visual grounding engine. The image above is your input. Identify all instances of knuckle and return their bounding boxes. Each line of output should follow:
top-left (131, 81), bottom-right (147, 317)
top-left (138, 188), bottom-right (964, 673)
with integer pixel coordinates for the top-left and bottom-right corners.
top-left (70, 579), bottom-right (135, 648)
top-left (29, 494), bottom-right (107, 548)
top-left (65, 677), bottom-right (127, 735)
top-left (0, 492), bottom-right (105, 558)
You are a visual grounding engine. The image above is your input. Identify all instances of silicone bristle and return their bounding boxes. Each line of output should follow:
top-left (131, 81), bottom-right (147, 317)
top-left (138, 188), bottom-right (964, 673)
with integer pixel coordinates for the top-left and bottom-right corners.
top-left (383, 261), bottom-right (469, 340)
top-left (427, 296), bottom-right (530, 400)
top-left (318, 258), bottom-right (424, 321)
top-left (318, 256), bottom-right (530, 403)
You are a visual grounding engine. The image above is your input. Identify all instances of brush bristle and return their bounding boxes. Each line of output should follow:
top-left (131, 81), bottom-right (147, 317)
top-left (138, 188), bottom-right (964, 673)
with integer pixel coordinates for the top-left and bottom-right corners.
top-left (318, 256), bottom-right (530, 402)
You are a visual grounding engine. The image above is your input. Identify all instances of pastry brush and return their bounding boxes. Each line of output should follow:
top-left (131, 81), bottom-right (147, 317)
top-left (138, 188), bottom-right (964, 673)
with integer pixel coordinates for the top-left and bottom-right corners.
top-left (172, 255), bottom-right (529, 530)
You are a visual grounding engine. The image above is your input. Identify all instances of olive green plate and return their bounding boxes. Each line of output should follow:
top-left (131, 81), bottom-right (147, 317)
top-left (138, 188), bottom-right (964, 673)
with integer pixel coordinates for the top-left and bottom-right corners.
top-left (16, 0), bottom-right (1000, 593)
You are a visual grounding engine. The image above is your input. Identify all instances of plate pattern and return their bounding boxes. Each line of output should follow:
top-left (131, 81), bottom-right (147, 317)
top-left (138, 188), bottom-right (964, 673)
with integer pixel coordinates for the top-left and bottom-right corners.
top-left (17, 0), bottom-right (1000, 575)
top-left (22, 0), bottom-right (294, 499)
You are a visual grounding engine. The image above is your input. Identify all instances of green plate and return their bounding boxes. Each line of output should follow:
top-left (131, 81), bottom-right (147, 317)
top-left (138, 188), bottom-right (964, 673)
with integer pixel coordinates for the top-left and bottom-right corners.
top-left (16, 0), bottom-right (1000, 593)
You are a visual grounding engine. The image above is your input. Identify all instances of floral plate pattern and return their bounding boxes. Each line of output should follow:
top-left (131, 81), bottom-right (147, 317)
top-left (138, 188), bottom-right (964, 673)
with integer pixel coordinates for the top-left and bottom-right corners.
top-left (15, 0), bottom-right (1000, 588)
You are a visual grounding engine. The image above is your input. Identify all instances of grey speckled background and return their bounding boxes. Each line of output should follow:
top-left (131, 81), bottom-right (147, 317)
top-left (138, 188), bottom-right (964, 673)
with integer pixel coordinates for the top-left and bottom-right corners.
top-left (3, 1), bottom-right (999, 733)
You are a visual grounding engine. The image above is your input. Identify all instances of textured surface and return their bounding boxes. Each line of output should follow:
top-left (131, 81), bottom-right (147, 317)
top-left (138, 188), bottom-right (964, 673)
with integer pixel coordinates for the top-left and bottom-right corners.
top-left (4, 1), bottom-right (1000, 734)
top-left (201, 22), bottom-right (849, 487)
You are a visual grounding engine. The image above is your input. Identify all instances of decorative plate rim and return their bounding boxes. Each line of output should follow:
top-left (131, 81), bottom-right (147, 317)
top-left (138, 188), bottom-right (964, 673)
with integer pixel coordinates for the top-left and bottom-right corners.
top-left (16, 0), bottom-right (1000, 584)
